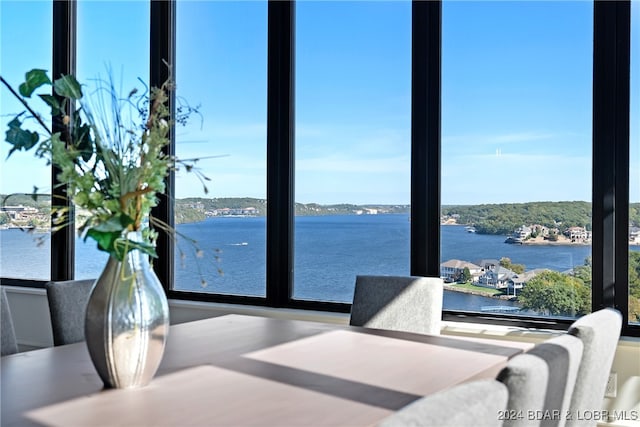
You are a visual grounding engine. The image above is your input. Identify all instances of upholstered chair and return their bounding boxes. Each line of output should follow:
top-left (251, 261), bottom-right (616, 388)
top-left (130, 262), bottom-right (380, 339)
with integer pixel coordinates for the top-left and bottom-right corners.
top-left (350, 275), bottom-right (444, 335)
top-left (45, 279), bottom-right (95, 345)
top-left (378, 379), bottom-right (508, 427)
top-left (497, 333), bottom-right (584, 427)
top-left (565, 308), bottom-right (622, 427)
top-left (1, 287), bottom-right (19, 356)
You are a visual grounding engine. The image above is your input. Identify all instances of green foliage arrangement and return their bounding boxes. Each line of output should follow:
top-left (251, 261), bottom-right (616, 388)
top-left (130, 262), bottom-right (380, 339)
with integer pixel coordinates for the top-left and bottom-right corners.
top-left (1, 69), bottom-right (207, 261)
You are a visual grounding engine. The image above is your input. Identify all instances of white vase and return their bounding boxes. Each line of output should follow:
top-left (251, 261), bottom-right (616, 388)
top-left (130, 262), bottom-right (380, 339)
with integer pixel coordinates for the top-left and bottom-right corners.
top-left (84, 232), bottom-right (169, 389)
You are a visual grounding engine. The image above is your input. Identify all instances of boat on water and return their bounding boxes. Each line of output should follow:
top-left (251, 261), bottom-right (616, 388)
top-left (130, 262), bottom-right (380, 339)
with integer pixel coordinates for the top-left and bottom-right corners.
top-left (465, 226), bottom-right (476, 233)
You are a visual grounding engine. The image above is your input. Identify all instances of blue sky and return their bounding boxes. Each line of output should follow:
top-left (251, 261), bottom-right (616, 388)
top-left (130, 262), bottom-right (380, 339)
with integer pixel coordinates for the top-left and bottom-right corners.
top-left (1, 1), bottom-right (638, 206)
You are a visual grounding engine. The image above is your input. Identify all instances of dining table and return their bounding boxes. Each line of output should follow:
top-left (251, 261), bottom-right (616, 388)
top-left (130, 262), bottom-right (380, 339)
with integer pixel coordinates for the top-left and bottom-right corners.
top-left (1, 313), bottom-right (533, 426)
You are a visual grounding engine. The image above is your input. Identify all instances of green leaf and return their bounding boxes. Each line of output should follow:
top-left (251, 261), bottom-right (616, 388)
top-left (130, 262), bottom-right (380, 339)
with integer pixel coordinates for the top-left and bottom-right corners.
top-left (91, 215), bottom-right (127, 235)
top-left (30, 187), bottom-right (40, 201)
top-left (70, 109), bottom-right (93, 162)
top-left (5, 116), bottom-right (39, 157)
top-left (38, 94), bottom-right (62, 116)
top-left (53, 74), bottom-right (82, 99)
top-left (118, 213), bottom-right (136, 229)
top-left (113, 238), bottom-right (158, 260)
top-left (85, 229), bottom-right (121, 256)
top-left (18, 69), bottom-right (51, 98)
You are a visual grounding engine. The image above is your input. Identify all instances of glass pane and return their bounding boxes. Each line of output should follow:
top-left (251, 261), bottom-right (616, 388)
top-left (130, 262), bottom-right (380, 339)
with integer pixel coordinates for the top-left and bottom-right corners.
top-left (294, 2), bottom-right (411, 302)
top-left (441, 1), bottom-right (593, 317)
top-left (74, 0), bottom-right (150, 279)
top-left (0, 1), bottom-right (53, 281)
top-left (174, 1), bottom-right (267, 296)
top-left (630, 0), bottom-right (640, 325)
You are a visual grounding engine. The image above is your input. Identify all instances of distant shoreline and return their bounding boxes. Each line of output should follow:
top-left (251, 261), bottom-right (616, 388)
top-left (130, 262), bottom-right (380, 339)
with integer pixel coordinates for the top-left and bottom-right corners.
top-left (442, 223), bottom-right (640, 247)
top-left (444, 283), bottom-right (517, 301)
top-left (506, 235), bottom-right (591, 246)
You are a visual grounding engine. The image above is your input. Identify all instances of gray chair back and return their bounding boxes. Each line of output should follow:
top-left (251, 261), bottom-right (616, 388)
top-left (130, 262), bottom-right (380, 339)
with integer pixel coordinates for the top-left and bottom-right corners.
top-left (565, 308), bottom-right (622, 427)
top-left (350, 275), bottom-right (443, 335)
top-left (45, 279), bottom-right (95, 346)
top-left (1, 287), bottom-right (19, 356)
top-left (497, 334), bottom-right (584, 427)
top-left (378, 379), bottom-right (508, 427)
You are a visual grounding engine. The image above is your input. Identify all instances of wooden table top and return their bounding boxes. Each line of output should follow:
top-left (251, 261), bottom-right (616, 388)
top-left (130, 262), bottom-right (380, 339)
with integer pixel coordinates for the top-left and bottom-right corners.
top-left (1, 314), bottom-right (531, 427)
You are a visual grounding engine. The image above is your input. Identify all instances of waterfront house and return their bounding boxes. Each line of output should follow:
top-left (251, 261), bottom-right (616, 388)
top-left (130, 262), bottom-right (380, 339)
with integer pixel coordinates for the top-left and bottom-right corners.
top-left (0, 205), bottom-right (38, 220)
top-left (478, 266), bottom-right (516, 289)
top-left (475, 259), bottom-right (500, 272)
top-left (506, 268), bottom-right (549, 296)
top-left (440, 259), bottom-right (482, 283)
top-left (565, 226), bottom-right (591, 243)
top-left (531, 224), bottom-right (549, 237)
top-left (513, 225), bottom-right (532, 242)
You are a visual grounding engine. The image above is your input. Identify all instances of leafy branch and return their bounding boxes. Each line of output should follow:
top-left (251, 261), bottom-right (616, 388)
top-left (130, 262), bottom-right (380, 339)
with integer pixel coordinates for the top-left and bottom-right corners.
top-left (2, 69), bottom-right (209, 262)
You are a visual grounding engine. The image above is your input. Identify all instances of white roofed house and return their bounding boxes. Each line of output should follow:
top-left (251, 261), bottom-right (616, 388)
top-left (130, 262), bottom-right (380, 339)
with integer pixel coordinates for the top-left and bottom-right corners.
top-left (440, 259), bottom-right (482, 283)
top-left (478, 266), bottom-right (516, 289)
top-left (476, 259), bottom-right (500, 271)
top-left (565, 226), bottom-right (591, 243)
top-left (506, 269), bottom-right (549, 296)
top-left (514, 225), bottom-right (532, 242)
top-left (531, 224), bottom-right (549, 237)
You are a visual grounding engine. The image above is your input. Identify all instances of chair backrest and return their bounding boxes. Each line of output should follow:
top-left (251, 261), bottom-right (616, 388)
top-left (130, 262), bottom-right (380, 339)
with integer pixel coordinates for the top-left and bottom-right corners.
top-left (1, 287), bottom-right (19, 356)
top-left (378, 379), bottom-right (508, 427)
top-left (349, 275), bottom-right (443, 335)
top-left (498, 335), bottom-right (583, 427)
top-left (565, 308), bottom-right (622, 427)
top-left (497, 334), bottom-right (584, 427)
top-left (45, 279), bottom-right (95, 346)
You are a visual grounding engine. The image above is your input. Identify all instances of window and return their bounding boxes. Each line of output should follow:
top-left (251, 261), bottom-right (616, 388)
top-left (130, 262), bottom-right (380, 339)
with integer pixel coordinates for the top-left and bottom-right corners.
top-left (1, 1), bottom-right (637, 337)
top-left (74, 0), bottom-right (150, 279)
top-left (441, 1), bottom-right (593, 318)
top-left (294, 1), bottom-right (411, 302)
top-left (0, 0), bottom-right (53, 281)
top-left (174, 0), bottom-right (267, 296)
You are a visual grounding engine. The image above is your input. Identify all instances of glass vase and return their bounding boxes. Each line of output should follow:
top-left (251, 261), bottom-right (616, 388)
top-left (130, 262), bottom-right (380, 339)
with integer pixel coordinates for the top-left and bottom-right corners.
top-left (84, 232), bottom-right (169, 389)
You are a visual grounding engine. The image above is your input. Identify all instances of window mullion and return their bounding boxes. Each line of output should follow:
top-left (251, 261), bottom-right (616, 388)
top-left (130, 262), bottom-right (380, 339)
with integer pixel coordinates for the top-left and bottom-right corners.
top-left (411, 0), bottom-right (441, 277)
top-left (592, 0), bottom-right (631, 325)
top-left (150, 0), bottom-right (176, 292)
top-left (266, 0), bottom-right (295, 307)
top-left (51, 0), bottom-right (77, 281)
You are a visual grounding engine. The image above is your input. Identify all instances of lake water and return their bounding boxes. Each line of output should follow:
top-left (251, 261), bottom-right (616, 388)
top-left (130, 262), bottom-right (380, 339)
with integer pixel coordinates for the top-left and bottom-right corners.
top-left (2, 215), bottom-right (636, 313)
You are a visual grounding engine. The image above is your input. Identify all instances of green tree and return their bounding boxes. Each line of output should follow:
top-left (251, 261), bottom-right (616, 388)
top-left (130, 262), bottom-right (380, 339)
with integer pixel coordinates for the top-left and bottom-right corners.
top-left (572, 257), bottom-right (592, 288)
top-left (629, 252), bottom-right (640, 299)
top-left (0, 212), bottom-right (8, 225)
top-left (629, 296), bottom-right (640, 323)
top-left (518, 271), bottom-right (590, 316)
top-left (499, 257), bottom-right (525, 274)
top-left (461, 267), bottom-right (472, 283)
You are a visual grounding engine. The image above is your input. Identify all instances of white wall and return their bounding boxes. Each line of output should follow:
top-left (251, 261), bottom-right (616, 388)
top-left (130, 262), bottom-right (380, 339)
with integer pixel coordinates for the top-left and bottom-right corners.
top-left (3, 285), bottom-right (639, 426)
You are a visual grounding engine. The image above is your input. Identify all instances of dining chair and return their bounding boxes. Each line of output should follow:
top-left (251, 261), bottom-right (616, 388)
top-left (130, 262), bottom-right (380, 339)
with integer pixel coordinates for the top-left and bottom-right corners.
top-left (1, 287), bottom-right (19, 356)
top-left (565, 308), bottom-right (622, 427)
top-left (496, 333), bottom-right (584, 427)
top-left (350, 275), bottom-right (443, 335)
top-left (378, 379), bottom-right (508, 427)
top-left (45, 279), bottom-right (95, 346)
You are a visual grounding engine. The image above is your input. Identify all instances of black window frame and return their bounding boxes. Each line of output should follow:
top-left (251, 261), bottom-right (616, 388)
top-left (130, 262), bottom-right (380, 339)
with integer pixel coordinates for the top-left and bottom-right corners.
top-left (1, 0), bottom-right (636, 337)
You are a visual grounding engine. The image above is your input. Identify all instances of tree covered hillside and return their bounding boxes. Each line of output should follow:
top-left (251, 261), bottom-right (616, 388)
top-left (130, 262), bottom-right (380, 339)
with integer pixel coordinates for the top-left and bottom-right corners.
top-left (442, 201), bottom-right (596, 235)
